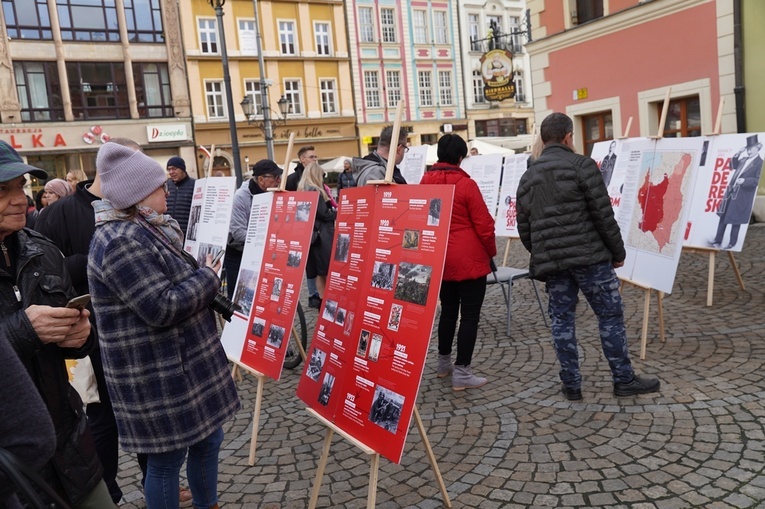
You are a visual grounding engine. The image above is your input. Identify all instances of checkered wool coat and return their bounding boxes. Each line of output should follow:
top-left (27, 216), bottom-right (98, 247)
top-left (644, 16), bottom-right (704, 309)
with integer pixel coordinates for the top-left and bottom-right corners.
top-left (88, 217), bottom-right (240, 454)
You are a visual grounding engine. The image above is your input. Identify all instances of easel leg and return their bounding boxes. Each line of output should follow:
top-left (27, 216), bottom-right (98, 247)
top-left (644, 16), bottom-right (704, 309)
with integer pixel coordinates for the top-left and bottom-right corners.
top-left (293, 325), bottom-right (307, 361)
top-left (248, 374), bottom-right (265, 466)
top-left (308, 428), bottom-right (334, 509)
top-left (728, 251), bottom-right (746, 290)
top-left (706, 251), bottom-right (715, 307)
top-left (413, 406), bottom-right (452, 507)
top-left (502, 238), bottom-right (511, 267)
top-left (231, 364), bottom-right (243, 382)
top-left (657, 292), bottom-right (665, 343)
top-left (640, 289), bottom-right (651, 360)
top-left (367, 454), bottom-right (380, 509)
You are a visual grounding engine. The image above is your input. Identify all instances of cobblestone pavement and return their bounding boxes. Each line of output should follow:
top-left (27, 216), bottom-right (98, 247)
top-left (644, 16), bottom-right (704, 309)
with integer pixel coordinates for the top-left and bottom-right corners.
top-left (117, 225), bottom-right (765, 509)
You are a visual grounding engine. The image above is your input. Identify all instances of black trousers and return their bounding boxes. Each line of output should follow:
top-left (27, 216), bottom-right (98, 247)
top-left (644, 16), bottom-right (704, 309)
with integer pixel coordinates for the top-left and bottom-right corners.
top-left (438, 277), bottom-right (487, 367)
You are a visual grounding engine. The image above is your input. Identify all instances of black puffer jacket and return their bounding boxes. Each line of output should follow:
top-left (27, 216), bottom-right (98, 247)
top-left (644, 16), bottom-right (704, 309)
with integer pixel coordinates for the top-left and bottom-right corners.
top-left (0, 229), bottom-right (102, 506)
top-left (516, 143), bottom-right (625, 280)
top-left (166, 175), bottom-right (196, 236)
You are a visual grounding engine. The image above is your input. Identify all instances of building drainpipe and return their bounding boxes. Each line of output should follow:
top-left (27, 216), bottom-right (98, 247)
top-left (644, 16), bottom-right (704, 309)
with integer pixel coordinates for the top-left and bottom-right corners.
top-left (733, 0), bottom-right (745, 133)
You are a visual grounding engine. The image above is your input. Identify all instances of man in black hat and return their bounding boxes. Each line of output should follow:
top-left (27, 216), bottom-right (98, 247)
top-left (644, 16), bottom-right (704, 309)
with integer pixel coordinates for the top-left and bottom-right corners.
top-left (710, 134), bottom-right (763, 249)
top-left (0, 140), bottom-right (111, 507)
top-left (225, 159), bottom-right (283, 296)
top-left (166, 156), bottom-right (195, 236)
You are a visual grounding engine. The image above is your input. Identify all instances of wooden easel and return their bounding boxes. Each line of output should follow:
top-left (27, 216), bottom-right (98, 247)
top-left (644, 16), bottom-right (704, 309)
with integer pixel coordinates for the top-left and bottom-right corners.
top-left (307, 406), bottom-right (452, 509)
top-left (619, 278), bottom-right (665, 360)
top-left (228, 132), bottom-right (308, 465)
top-left (680, 97), bottom-right (746, 306)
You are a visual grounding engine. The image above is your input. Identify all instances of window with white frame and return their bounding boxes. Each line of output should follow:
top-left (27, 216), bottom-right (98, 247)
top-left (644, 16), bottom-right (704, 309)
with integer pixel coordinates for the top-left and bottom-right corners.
top-left (380, 8), bottom-right (396, 43)
top-left (279, 21), bottom-right (296, 55)
top-left (238, 20), bottom-right (258, 56)
top-left (320, 79), bottom-right (337, 114)
top-left (468, 14), bottom-right (481, 51)
top-left (386, 71), bottom-right (401, 108)
top-left (509, 16), bottom-right (523, 53)
top-left (284, 80), bottom-right (302, 114)
top-left (244, 80), bottom-right (263, 117)
top-left (315, 22), bottom-right (331, 56)
top-left (433, 11), bottom-right (447, 45)
top-left (364, 71), bottom-right (380, 108)
top-left (198, 18), bottom-right (218, 54)
top-left (514, 71), bottom-right (525, 102)
top-left (438, 71), bottom-right (453, 106)
top-left (418, 71), bottom-right (433, 107)
top-left (413, 11), bottom-right (428, 44)
top-left (472, 70), bottom-right (485, 104)
top-left (205, 81), bottom-right (225, 118)
top-left (359, 7), bottom-right (374, 43)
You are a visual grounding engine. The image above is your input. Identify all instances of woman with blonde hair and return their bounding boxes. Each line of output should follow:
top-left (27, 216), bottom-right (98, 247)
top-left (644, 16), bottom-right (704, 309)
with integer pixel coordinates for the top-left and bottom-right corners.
top-left (298, 162), bottom-right (336, 302)
top-left (66, 168), bottom-right (87, 190)
top-left (43, 178), bottom-right (74, 205)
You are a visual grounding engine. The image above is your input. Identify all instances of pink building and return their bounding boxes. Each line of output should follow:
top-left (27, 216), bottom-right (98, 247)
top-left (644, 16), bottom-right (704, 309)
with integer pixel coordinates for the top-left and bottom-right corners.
top-left (526, 0), bottom-right (734, 154)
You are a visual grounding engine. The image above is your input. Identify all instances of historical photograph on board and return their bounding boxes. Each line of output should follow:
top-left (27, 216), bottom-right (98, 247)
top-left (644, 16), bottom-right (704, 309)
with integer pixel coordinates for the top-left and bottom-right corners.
top-left (270, 277), bottom-right (283, 302)
top-left (334, 233), bottom-right (350, 262)
top-left (343, 311), bottom-right (354, 336)
top-left (187, 204), bottom-right (202, 241)
top-left (387, 303), bottom-right (403, 332)
top-left (287, 250), bottom-right (302, 267)
top-left (250, 317), bottom-right (266, 338)
top-left (356, 329), bottom-right (370, 357)
top-left (402, 229), bottom-right (420, 250)
top-left (318, 372), bottom-right (335, 406)
top-left (306, 348), bottom-right (327, 382)
top-left (295, 201), bottom-right (312, 222)
top-left (428, 198), bottom-right (442, 226)
top-left (232, 269), bottom-right (257, 316)
top-left (371, 261), bottom-right (396, 290)
top-left (266, 324), bottom-right (286, 349)
top-left (394, 262), bottom-right (433, 306)
top-left (368, 385), bottom-right (405, 434)
top-left (368, 333), bottom-right (383, 362)
top-left (194, 242), bottom-right (218, 267)
top-left (322, 299), bottom-right (338, 322)
top-left (335, 306), bottom-right (347, 326)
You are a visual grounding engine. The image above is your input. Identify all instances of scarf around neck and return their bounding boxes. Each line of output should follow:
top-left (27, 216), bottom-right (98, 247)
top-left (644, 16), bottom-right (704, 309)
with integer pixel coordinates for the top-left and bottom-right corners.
top-left (93, 199), bottom-right (185, 252)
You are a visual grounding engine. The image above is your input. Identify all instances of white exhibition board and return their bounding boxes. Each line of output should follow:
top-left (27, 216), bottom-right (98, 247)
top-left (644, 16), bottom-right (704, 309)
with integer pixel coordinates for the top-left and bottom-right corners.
top-left (614, 137), bottom-right (704, 294)
top-left (495, 154), bottom-right (529, 237)
top-left (183, 176), bottom-right (237, 266)
top-left (683, 132), bottom-right (765, 251)
top-left (460, 153), bottom-right (504, 217)
top-left (400, 145), bottom-right (428, 184)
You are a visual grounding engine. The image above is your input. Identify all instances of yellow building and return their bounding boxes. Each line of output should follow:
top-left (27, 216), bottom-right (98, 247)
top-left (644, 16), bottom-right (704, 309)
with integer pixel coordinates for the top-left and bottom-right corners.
top-left (184, 0), bottom-right (358, 175)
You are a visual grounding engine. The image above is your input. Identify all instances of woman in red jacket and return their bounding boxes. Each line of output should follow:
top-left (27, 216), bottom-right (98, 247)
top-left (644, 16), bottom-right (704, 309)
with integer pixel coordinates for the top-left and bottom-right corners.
top-left (420, 134), bottom-right (497, 390)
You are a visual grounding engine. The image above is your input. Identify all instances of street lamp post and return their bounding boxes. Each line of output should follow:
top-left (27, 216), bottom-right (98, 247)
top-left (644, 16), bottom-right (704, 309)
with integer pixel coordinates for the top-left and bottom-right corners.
top-left (241, 94), bottom-right (291, 159)
top-left (209, 0), bottom-right (243, 186)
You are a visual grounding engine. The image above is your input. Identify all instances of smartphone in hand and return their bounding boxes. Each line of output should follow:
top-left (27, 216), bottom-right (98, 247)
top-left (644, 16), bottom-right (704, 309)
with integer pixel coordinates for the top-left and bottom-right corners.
top-left (211, 249), bottom-right (225, 266)
top-left (65, 294), bottom-right (91, 311)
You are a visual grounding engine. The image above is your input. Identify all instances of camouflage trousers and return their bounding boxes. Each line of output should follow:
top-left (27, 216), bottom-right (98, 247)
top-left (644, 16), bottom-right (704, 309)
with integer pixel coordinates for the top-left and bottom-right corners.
top-left (545, 262), bottom-right (634, 389)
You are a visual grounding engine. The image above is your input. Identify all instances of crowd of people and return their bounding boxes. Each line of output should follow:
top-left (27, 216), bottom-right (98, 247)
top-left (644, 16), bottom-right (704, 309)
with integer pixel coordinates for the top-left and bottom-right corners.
top-left (1, 113), bottom-right (660, 507)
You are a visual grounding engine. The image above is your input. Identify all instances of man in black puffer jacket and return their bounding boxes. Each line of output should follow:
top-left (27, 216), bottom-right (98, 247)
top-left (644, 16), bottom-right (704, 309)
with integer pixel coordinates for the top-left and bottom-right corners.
top-left (166, 156), bottom-right (195, 236)
top-left (517, 113), bottom-right (660, 401)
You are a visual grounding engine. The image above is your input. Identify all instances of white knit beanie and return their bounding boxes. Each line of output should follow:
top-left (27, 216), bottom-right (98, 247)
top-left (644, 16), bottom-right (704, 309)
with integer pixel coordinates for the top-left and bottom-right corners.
top-left (97, 143), bottom-right (168, 210)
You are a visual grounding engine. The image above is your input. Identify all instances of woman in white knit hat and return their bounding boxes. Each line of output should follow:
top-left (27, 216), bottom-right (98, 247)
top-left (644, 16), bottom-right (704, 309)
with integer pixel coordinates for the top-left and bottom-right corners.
top-left (87, 141), bottom-right (240, 509)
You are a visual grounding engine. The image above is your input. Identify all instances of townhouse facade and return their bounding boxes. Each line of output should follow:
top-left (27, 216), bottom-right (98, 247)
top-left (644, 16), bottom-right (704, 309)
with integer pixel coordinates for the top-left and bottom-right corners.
top-left (0, 0), bottom-right (194, 188)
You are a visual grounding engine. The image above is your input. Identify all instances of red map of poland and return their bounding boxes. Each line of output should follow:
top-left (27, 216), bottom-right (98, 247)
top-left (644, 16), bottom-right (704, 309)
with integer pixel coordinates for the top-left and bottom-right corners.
top-left (636, 153), bottom-right (692, 250)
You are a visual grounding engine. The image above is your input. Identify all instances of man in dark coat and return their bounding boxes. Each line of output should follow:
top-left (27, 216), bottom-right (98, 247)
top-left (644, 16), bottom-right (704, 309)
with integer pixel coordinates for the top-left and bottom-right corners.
top-left (516, 113), bottom-right (659, 401)
top-left (0, 140), bottom-right (110, 507)
top-left (166, 156), bottom-right (195, 236)
top-left (710, 135), bottom-right (763, 250)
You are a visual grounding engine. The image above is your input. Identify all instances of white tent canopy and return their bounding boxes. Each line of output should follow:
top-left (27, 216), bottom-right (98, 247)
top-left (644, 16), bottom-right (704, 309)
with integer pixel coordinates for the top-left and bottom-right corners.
top-left (320, 156), bottom-right (352, 172)
top-left (471, 135), bottom-right (535, 154)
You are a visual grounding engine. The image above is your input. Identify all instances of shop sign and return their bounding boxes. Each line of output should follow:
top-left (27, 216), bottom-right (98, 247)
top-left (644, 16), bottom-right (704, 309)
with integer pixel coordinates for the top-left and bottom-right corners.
top-left (147, 124), bottom-right (188, 142)
top-left (0, 127), bottom-right (68, 149)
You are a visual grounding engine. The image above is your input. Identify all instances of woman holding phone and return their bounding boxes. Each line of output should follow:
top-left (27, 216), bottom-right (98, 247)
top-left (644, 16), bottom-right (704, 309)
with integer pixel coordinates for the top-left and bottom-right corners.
top-left (87, 142), bottom-right (239, 509)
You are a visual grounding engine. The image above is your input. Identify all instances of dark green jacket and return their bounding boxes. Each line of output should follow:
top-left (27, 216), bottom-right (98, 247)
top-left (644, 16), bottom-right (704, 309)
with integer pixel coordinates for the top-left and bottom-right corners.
top-left (517, 143), bottom-right (625, 280)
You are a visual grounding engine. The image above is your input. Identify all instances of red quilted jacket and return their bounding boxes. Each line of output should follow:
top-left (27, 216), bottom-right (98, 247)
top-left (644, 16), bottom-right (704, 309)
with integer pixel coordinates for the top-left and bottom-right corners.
top-left (420, 162), bottom-right (497, 281)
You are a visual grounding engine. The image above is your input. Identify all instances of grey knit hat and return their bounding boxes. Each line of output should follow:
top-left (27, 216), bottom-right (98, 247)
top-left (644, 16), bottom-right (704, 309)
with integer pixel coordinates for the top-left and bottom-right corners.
top-left (97, 142), bottom-right (168, 210)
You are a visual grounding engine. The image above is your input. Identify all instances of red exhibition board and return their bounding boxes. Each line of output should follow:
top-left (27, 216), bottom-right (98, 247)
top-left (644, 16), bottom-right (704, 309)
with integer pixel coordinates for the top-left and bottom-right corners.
top-left (296, 184), bottom-right (454, 463)
top-left (220, 191), bottom-right (318, 380)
